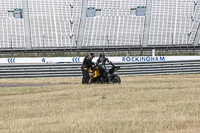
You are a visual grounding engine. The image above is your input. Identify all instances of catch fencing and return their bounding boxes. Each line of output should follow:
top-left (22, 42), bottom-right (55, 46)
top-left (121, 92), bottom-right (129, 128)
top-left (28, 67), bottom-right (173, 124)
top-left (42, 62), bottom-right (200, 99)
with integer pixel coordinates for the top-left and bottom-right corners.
top-left (0, 60), bottom-right (200, 78)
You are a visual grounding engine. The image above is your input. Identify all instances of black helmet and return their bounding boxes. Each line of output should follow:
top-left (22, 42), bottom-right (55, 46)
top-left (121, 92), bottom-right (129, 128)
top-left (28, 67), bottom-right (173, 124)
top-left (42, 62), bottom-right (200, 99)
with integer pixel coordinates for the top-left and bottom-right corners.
top-left (99, 53), bottom-right (105, 58)
top-left (90, 52), bottom-right (95, 57)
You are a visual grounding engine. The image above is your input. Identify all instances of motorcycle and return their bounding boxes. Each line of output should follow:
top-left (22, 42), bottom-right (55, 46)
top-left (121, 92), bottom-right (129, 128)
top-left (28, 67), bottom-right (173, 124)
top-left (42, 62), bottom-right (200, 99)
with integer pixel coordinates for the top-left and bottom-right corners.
top-left (89, 65), bottom-right (121, 84)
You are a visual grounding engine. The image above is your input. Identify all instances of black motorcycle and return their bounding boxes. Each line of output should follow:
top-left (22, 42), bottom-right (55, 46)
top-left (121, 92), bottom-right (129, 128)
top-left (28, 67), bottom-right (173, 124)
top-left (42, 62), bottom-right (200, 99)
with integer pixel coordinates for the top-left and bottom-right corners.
top-left (89, 66), bottom-right (121, 84)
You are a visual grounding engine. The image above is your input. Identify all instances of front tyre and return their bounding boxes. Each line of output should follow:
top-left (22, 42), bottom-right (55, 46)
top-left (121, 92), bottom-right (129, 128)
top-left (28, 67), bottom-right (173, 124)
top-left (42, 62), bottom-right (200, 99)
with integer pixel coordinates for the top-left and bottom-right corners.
top-left (110, 74), bottom-right (121, 84)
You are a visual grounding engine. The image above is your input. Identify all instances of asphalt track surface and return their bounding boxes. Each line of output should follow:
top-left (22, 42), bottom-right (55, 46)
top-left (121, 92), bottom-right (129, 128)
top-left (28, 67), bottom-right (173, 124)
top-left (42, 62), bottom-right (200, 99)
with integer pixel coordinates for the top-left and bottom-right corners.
top-left (0, 83), bottom-right (78, 88)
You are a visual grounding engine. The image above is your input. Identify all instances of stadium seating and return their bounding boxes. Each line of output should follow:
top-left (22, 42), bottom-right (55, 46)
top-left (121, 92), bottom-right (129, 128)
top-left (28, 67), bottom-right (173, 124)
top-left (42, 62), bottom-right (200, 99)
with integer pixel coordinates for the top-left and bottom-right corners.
top-left (83, 16), bottom-right (145, 46)
top-left (0, 0), bottom-right (26, 49)
top-left (83, 0), bottom-right (146, 47)
top-left (28, 0), bottom-right (82, 48)
top-left (88, 0), bottom-right (146, 9)
top-left (148, 0), bottom-right (194, 45)
top-left (188, 1), bottom-right (200, 44)
top-left (0, 0), bottom-right (198, 49)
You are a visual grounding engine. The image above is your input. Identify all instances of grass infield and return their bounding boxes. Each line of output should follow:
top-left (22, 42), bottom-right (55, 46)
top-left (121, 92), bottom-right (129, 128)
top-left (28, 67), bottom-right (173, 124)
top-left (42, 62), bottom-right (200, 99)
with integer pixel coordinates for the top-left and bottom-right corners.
top-left (0, 74), bottom-right (200, 133)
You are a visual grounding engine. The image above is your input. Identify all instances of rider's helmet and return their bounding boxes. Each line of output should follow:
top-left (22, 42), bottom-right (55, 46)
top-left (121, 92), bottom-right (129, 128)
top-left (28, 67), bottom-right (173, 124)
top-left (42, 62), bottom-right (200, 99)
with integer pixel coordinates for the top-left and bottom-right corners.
top-left (90, 52), bottom-right (95, 57)
top-left (99, 53), bottom-right (105, 58)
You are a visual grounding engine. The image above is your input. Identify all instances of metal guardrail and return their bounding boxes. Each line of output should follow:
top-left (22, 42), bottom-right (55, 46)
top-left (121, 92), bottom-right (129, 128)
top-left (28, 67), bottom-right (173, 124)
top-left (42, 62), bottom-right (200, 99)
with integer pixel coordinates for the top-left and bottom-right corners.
top-left (1, 60), bottom-right (200, 78)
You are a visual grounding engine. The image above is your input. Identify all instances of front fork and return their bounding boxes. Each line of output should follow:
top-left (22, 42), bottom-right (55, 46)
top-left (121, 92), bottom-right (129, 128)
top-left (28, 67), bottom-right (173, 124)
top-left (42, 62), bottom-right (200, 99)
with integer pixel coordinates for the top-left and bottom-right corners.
top-left (107, 74), bottom-right (111, 83)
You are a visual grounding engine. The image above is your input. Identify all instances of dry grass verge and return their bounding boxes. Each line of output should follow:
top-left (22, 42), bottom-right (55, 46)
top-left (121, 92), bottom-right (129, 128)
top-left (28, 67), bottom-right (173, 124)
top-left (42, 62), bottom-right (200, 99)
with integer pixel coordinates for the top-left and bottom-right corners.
top-left (0, 74), bottom-right (200, 133)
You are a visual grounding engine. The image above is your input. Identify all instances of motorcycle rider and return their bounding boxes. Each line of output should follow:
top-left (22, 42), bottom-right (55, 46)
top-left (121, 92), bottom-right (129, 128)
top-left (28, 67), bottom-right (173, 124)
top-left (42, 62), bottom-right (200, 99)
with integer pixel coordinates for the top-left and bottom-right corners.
top-left (81, 53), bottom-right (95, 84)
top-left (96, 53), bottom-right (114, 83)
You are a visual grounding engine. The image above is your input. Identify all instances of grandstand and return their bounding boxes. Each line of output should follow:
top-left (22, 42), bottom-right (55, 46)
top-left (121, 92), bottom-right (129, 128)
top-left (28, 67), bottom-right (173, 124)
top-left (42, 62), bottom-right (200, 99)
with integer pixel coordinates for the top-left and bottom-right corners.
top-left (82, 0), bottom-right (146, 47)
top-left (0, 0), bottom-right (200, 54)
top-left (0, 0), bottom-right (26, 49)
top-left (28, 0), bottom-right (82, 48)
top-left (149, 0), bottom-right (194, 45)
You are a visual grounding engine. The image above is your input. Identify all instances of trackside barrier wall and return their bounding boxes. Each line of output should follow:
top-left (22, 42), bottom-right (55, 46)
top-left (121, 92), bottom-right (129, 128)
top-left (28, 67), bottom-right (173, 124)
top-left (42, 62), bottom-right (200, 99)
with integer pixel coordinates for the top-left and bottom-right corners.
top-left (1, 60), bottom-right (200, 78)
top-left (2, 56), bottom-right (200, 64)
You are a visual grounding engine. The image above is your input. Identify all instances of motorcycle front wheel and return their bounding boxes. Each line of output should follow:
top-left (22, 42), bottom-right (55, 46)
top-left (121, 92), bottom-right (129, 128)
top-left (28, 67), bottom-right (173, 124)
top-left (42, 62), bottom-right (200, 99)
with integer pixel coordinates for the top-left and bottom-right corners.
top-left (110, 74), bottom-right (121, 84)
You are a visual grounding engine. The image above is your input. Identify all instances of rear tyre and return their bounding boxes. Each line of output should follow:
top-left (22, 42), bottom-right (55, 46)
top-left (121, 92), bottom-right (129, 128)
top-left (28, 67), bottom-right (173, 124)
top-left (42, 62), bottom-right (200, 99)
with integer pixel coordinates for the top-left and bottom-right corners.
top-left (110, 74), bottom-right (121, 84)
